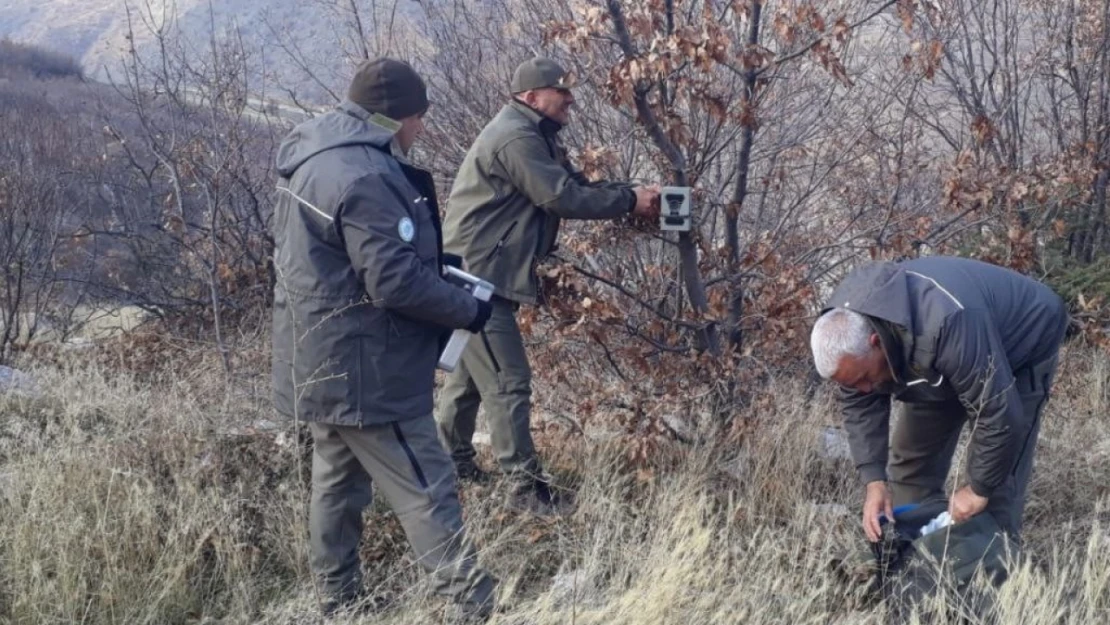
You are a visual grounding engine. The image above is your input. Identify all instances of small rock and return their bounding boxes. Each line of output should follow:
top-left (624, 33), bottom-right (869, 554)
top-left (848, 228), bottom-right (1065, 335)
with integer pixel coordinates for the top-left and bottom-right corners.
top-left (720, 449), bottom-right (752, 480)
top-left (811, 503), bottom-right (851, 519)
top-left (548, 566), bottom-right (599, 609)
top-left (820, 426), bottom-right (852, 460)
top-left (252, 419), bottom-right (281, 431)
top-left (62, 337), bottom-right (97, 351)
top-left (661, 413), bottom-right (696, 442)
top-left (196, 450), bottom-right (216, 471)
top-left (274, 431), bottom-right (294, 449)
top-left (0, 366), bottom-right (39, 397)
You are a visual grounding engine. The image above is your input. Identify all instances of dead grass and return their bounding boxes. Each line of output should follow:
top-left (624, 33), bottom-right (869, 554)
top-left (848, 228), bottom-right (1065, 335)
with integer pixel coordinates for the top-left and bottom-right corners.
top-left (0, 339), bottom-right (1107, 624)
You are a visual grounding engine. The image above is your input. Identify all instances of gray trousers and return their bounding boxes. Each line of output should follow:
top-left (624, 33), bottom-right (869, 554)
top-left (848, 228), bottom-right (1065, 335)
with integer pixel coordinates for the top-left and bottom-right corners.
top-left (435, 298), bottom-right (540, 478)
top-left (888, 350), bottom-right (1060, 539)
top-left (308, 418), bottom-right (495, 613)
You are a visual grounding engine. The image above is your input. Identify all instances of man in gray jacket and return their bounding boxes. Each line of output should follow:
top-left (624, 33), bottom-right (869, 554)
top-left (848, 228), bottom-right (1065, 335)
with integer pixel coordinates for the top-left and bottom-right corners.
top-left (436, 57), bottom-right (659, 509)
top-left (810, 256), bottom-right (1068, 544)
top-left (271, 58), bottom-right (495, 617)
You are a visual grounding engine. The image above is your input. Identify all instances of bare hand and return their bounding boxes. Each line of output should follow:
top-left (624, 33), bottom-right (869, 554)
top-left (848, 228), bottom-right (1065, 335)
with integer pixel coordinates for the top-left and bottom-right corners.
top-left (948, 485), bottom-right (989, 524)
top-left (862, 480), bottom-right (894, 543)
top-left (631, 184), bottom-right (661, 219)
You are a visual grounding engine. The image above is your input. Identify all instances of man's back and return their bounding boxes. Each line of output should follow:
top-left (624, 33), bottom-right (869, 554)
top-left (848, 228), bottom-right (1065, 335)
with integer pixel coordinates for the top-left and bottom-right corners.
top-left (441, 103), bottom-right (543, 272)
top-left (898, 256), bottom-right (1065, 369)
top-left (828, 256), bottom-right (1066, 374)
top-left (273, 104), bottom-right (396, 304)
top-left (271, 100), bottom-right (478, 426)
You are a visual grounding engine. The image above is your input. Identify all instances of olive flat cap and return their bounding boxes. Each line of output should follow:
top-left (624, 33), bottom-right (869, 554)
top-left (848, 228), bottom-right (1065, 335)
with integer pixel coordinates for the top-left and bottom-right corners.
top-left (510, 57), bottom-right (577, 93)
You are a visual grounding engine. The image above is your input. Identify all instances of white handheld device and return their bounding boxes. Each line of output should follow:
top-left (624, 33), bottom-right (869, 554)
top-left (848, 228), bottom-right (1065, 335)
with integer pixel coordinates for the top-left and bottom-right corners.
top-left (438, 266), bottom-right (495, 372)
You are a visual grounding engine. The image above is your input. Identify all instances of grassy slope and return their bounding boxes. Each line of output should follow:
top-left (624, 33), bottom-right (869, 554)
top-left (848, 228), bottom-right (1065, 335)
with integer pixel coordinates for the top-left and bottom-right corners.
top-left (0, 338), bottom-right (1107, 625)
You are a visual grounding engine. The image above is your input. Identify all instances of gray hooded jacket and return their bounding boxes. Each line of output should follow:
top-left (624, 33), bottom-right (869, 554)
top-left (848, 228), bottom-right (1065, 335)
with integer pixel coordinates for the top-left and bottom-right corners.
top-left (823, 257), bottom-right (1068, 497)
top-left (271, 101), bottom-right (479, 425)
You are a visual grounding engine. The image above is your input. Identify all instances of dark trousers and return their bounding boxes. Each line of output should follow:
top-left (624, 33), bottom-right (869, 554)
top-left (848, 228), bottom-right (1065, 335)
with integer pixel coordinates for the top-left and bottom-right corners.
top-left (435, 298), bottom-right (541, 479)
top-left (888, 350), bottom-right (1060, 539)
top-left (308, 417), bottom-right (495, 615)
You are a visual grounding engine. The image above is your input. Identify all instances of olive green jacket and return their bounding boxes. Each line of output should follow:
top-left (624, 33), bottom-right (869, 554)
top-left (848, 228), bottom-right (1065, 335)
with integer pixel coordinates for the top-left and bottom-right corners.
top-left (442, 101), bottom-right (636, 304)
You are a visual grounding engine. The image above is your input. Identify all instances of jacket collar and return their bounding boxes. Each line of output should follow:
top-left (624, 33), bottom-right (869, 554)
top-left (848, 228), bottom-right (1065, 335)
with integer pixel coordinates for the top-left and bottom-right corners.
top-left (864, 313), bottom-right (945, 390)
top-left (508, 99), bottom-right (564, 136)
top-left (865, 315), bottom-right (909, 385)
top-left (276, 99), bottom-right (398, 177)
top-left (337, 100), bottom-right (398, 143)
top-left (338, 99), bottom-right (433, 167)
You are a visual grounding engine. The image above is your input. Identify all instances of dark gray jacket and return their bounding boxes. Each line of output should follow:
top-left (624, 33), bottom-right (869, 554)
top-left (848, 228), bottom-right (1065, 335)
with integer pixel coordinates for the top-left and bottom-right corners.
top-left (824, 257), bottom-right (1068, 496)
top-left (271, 101), bottom-right (479, 425)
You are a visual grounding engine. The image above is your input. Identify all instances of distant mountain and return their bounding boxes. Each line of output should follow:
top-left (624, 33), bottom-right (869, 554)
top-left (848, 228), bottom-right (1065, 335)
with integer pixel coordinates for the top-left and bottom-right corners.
top-left (0, 0), bottom-right (426, 104)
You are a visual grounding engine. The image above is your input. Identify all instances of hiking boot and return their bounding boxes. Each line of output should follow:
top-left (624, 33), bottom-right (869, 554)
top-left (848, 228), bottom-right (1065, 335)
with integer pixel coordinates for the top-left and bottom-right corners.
top-left (455, 460), bottom-right (494, 484)
top-left (508, 477), bottom-right (575, 515)
top-left (444, 599), bottom-right (495, 624)
top-left (319, 590), bottom-right (391, 618)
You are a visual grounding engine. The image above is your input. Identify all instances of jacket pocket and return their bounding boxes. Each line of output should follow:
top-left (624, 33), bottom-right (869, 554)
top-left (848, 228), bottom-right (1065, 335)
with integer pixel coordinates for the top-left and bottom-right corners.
top-left (486, 219), bottom-right (519, 260)
top-left (387, 309), bottom-right (439, 338)
top-left (357, 328), bottom-right (437, 420)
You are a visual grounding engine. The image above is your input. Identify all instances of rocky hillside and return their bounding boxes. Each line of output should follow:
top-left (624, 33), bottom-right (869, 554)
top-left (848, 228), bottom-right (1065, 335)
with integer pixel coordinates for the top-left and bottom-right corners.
top-left (0, 0), bottom-right (425, 101)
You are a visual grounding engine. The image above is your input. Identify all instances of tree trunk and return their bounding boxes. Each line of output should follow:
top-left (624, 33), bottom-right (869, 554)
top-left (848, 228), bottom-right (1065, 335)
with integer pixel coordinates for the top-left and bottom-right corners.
top-left (606, 0), bottom-right (720, 356)
top-left (726, 0), bottom-right (763, 352)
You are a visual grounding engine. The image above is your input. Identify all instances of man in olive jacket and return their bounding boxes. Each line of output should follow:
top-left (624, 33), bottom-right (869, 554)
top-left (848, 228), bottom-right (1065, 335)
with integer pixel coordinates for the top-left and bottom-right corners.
top-left (436, 57), bottom-right (659, 506)
top-left (810, 256), bottom-right (1068, 544)
top-left (271, 58), bottom-right (495, 617)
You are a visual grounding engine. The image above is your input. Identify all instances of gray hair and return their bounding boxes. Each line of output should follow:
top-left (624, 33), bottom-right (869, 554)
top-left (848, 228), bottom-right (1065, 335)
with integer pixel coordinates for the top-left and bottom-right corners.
top-left (811, 308), bottom-right (873, 379)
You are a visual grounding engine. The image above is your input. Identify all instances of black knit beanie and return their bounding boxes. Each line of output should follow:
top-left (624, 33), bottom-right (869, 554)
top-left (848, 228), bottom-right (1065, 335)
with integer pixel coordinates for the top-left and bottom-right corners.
top-left (348, 58), bottom-right (429, 120)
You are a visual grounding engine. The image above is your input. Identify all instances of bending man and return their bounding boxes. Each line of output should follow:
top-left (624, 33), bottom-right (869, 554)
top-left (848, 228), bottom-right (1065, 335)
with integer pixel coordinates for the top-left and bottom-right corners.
top-left (810, 256), bottom-right (1067, 543)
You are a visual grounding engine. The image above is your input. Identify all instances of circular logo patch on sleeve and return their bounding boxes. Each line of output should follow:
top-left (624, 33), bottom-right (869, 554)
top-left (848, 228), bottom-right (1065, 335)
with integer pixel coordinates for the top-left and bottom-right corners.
top-left (398, 217), bottom-right (415, 242)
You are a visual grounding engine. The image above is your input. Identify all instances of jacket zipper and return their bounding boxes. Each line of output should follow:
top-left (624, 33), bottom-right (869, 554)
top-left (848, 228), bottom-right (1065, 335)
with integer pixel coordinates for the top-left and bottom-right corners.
top-left (488, 220), bottom-right (518, 259)
top-left (480, 219), bottom-right (511, 372)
